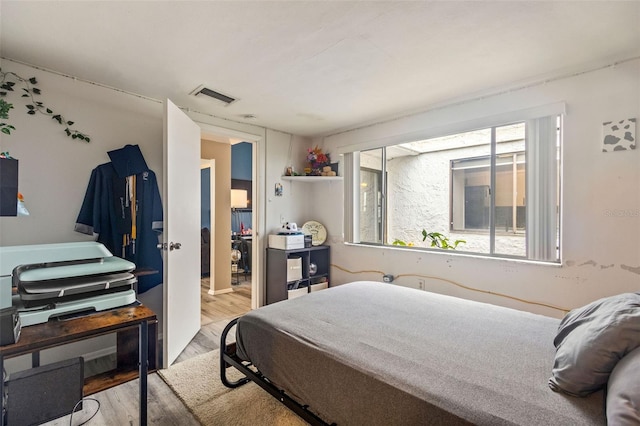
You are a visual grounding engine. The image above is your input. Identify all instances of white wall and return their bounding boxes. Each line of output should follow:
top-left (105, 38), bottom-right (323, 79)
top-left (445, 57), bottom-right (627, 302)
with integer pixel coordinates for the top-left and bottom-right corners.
top-left (0, 60), bottom-right (167, 311)
top-left (265, 129), bottom-right (311, 233)
top-left (0, 61), bottom-right (164, 245)
top-left (0, 60), bottom-right (165, 372)
top-left (313, 59), bottom-right (640, 318)
top-left (0, 59), bottom-right (308, 368)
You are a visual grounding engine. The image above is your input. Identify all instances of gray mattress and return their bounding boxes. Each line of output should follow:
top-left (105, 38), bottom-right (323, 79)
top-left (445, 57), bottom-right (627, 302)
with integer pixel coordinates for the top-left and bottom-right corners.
top-left (235, 281), bottom-right (605, 425)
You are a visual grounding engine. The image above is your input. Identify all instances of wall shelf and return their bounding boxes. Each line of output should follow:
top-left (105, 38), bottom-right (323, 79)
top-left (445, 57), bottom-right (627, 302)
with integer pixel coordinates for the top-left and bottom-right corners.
top-left (282, 176), bottom-right (343, 182)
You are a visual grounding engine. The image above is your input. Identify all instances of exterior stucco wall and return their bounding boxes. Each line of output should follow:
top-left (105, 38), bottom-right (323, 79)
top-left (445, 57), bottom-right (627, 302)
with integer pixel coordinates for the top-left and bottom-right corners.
top-left (365, 137), bottom-right (527, 256)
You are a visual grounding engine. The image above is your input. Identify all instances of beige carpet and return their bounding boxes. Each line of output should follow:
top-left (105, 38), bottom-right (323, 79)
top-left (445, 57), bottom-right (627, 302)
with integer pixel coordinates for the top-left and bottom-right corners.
top-left (158, 350), bottom-right (308, 426)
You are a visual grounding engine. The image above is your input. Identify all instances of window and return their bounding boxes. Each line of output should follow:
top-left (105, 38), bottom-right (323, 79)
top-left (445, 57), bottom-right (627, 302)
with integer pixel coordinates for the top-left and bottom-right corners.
top-left (359, 167), bottom-right (384, 243)
top-left (344, 114), bottom-right (561, 262)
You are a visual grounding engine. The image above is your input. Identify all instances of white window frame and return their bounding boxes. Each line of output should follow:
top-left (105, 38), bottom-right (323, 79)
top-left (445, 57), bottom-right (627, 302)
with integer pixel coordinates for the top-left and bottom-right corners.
top-left (451, 151), bottom-right (526, 234)
top-left (343, 103), bottom-right (564, 263)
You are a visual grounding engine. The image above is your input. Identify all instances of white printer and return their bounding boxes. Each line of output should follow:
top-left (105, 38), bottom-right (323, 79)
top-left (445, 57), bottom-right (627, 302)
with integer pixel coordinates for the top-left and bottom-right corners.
top-left (0, 242), bottom-right (137, 333)
top-left (268, 234), bottom-right (304, 250)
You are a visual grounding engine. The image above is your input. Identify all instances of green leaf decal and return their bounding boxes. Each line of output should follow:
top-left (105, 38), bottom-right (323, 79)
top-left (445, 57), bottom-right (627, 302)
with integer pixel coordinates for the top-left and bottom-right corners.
top-left (0, 69), bottom-right (90, 141)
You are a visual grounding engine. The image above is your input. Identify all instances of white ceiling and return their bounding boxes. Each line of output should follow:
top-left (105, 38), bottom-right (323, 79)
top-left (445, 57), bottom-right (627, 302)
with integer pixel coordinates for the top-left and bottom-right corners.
top-left (1, 1), bottom-right (639, 138)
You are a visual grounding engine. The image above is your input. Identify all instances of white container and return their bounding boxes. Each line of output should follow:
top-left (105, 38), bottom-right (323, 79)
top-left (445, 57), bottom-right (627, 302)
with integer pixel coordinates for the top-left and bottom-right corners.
top-left (269, 234), bottom-right (305, 250)
top-left (286, 257), bottom-right (302, 281)
top-left (288, 287), bottom-right (308, 299)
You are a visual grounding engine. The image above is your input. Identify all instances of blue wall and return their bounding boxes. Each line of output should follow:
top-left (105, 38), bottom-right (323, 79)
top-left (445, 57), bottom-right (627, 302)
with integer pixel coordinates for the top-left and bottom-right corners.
top-left (201, 142), bottom-right (253, 232)
top-left (231, 142), bottom-right (252, 180)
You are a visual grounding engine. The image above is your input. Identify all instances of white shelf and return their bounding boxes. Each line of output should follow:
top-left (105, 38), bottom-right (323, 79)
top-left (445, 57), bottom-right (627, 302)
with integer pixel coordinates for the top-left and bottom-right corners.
top-left (282, 176), bottom-right (343, 182)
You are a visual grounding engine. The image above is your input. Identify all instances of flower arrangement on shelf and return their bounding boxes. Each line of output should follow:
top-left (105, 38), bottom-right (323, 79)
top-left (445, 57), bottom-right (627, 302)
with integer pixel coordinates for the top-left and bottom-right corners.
top-left (305, 146), bottom-right (335, 176)
top-left (307, 146), bottom-right (329, 168)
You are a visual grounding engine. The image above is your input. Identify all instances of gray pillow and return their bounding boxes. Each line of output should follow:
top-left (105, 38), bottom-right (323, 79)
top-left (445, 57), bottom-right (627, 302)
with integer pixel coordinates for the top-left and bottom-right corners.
top-left (607, 346), bottom-right (640, 425)
top-left (548, 292), bottom-right (640, 397)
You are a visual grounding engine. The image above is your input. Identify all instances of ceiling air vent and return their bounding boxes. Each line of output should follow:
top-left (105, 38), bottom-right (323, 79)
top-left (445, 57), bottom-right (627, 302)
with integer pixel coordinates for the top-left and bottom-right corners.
top-left (190, 85), bottom-right (237, 106)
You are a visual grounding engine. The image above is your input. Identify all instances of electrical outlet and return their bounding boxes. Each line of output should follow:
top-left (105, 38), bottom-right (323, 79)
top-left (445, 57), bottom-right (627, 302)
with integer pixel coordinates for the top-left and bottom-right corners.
top-left (280, 214), bottom-right (286, 224)
top-left (418, 279), bottom-right (425, 290)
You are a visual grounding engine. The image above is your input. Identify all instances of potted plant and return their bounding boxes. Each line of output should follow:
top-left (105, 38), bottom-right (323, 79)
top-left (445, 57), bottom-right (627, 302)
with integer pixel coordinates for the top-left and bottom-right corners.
top-left (422, 230), bottom-right (466, 250)
top-left (392, 230), bottom-right (466, 250)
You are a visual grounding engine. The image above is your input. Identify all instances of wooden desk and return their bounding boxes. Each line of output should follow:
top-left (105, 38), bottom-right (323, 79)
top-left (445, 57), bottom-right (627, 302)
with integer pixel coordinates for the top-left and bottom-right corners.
top-left (0, 304), bottom-right (157, 425)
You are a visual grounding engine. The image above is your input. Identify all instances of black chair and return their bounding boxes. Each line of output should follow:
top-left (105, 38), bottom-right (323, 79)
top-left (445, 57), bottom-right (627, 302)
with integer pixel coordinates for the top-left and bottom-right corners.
top-left (231, 236), bottom-right (251, 277)
top-left (201, 228), bottom-right (211, 277)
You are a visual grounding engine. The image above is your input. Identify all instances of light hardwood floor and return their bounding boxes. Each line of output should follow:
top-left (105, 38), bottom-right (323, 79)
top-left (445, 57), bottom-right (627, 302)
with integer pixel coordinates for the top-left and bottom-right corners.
top-left (41, 278), bottom-right (252, 425)
top-left (175, 277), bottom-right (251, 364)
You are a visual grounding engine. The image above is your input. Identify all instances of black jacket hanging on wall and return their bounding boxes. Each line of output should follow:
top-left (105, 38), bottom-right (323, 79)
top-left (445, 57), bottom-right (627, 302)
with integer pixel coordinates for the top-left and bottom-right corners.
top-left (74, 148), bottom-right (163, 294)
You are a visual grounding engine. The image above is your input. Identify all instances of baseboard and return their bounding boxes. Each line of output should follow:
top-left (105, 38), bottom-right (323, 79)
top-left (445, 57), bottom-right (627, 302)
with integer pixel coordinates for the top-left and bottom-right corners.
top-left (82, 345), bottom-right (116, 362)
top-left (213, 288), bottom-right (234, 295)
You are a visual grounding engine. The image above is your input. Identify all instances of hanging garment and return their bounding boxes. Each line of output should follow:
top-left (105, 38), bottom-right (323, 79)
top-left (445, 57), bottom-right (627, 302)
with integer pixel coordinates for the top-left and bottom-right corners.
top-left (108, 144), bottom-right (149, 177)
top-left (75, 162), bottom-right (163, 293)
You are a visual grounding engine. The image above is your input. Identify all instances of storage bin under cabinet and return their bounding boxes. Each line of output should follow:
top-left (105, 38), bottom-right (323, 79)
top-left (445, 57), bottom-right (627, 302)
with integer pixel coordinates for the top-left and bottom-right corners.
top-left (266, 245), bottom-right (330, 305)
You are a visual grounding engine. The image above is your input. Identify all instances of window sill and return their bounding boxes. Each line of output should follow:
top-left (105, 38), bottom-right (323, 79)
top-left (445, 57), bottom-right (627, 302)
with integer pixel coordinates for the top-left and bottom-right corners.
top-left (282, 176), bottom-right (343, 182)
top-left (345, 241), bottom-right (561, 266)
top-left (452, 229), bottom-right (526, 237)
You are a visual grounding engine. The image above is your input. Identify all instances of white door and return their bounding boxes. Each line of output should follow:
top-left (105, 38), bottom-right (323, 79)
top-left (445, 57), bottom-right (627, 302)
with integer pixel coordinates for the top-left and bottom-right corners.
top-left (162, 99), bottom-right (202, 367)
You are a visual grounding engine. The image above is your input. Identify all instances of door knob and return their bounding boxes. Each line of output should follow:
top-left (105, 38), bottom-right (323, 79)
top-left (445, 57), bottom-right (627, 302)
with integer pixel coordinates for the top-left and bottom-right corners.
top-left (157, 242), bottom-right (181, 250)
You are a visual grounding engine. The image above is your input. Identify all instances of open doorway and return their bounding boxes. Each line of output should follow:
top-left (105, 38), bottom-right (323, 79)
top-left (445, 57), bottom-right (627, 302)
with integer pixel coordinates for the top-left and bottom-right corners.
top-left (196, 124), bottom-right (262, 336)
top-left (199, 156), bottom-right (251, 331)
top-left (198, 142), bottom-right (253, 330)
top-left (196, 123), bottom-right (262, 312)
top-left (199, 143), bottom-right (253, 306)
top-left (230, 141), bottom-right (252, 295)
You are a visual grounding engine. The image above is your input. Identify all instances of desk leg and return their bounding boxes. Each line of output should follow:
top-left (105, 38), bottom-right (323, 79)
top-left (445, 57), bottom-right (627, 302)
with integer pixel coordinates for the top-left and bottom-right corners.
top-left (139, 321), bottom-right (148, 426)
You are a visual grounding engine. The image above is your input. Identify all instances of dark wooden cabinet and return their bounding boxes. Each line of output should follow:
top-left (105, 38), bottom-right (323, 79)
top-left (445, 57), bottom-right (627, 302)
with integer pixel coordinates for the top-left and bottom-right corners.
top-left (266, 245), bottom-right (330, 305)
top-left (0, 157), bottom-right (18, 217)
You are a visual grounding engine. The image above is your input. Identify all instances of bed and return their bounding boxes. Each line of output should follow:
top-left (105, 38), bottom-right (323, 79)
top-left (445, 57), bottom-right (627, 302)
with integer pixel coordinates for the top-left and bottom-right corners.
top-left (220, 281), bottom-right (607, 425)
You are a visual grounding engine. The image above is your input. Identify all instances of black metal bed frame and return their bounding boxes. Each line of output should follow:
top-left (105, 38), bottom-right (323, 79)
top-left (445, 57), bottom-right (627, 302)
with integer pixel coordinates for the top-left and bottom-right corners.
top-left (220, 317), bottom-right (336, 426)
